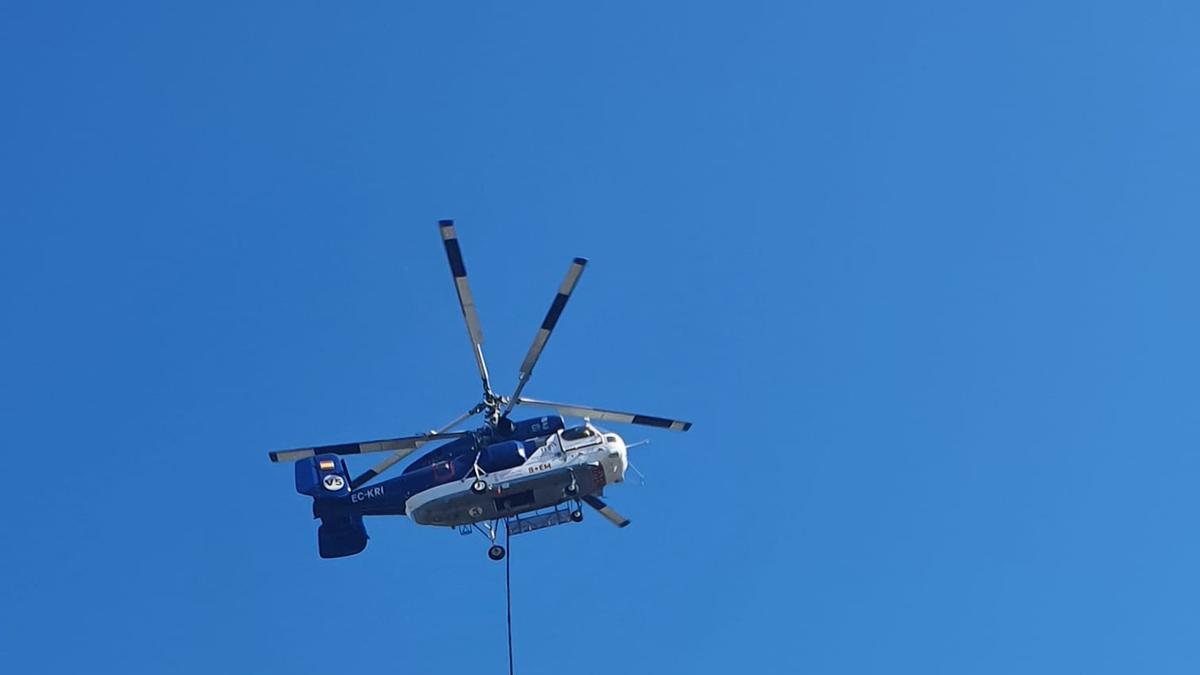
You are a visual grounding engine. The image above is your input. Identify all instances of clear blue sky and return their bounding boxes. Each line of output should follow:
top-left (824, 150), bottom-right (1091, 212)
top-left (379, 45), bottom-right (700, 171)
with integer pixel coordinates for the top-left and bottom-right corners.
top-left (3, 2), bottom-right (1198, 673)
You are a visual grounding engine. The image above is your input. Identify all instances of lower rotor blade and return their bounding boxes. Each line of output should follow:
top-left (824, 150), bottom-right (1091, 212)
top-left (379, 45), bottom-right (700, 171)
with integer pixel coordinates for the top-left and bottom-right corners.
top-left (350, 451), bottom-right (411, 489)
top-left (582, 495), bottom-right (630, 528)
top-left (516, 397), bottom-right (692, 432)
top-left (268, 431), bottom-right (469, 463)
top-left (350, 408), bottom-right (480, 488)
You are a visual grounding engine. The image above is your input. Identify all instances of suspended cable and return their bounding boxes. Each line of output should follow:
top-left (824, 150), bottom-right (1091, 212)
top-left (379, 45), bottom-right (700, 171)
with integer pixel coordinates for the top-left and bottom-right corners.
top-left (505, 526), bottom-right (514, 675)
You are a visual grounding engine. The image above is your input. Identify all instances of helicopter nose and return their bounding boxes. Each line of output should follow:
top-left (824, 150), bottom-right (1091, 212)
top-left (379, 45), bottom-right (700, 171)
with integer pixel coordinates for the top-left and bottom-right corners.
top-left (603, 435), bottom-right (628, 482)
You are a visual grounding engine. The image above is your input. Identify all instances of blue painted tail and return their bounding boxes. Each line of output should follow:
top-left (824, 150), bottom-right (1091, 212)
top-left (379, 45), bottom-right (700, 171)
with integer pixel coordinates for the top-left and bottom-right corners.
top-left (295, 455), bottom-right (369, 558)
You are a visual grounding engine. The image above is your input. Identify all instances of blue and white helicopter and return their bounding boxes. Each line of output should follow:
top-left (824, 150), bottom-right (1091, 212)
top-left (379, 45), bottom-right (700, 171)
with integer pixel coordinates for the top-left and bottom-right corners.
top-left (269, 221), bottom-right (691, 560)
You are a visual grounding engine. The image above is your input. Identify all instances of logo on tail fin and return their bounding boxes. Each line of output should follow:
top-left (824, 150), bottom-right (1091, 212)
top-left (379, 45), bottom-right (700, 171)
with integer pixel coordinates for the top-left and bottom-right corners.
top-left (323, 474), bottom-right (346, 491)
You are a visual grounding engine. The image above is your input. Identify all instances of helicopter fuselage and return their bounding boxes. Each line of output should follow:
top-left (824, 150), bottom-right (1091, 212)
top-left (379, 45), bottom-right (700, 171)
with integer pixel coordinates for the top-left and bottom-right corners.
top-left (325, 420), bottom-right (628, 528)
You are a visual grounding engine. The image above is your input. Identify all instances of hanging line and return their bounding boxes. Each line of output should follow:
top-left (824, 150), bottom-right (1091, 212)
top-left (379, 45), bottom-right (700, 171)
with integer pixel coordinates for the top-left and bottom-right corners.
top-left (505, 525), bottom-right (514, 675)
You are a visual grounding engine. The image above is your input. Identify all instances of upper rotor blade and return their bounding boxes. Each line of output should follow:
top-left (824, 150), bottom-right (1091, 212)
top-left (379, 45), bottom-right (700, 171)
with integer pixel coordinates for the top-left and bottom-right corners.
top-left (267, 431), bottom-right (469, 463)
top-left (439, 219), bottom-right (492, 395)
top-left (503, 257), bottom-right (588, 414)
top-left (516, 396), bottom-right (692, 432)
top-left (582, 495), bottom-right (631, 528)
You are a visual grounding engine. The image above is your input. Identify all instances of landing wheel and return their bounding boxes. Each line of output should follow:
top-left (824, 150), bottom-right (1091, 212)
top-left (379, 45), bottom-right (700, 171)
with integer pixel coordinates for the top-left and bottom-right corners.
top-left (471, 480), bottom-right (488, 495)
top-left (570, 509), bottom-right (584, 523)
top-left (565, 483), bottom-right (578, 497)
top-left (488, 545), bottom-right (506, 561)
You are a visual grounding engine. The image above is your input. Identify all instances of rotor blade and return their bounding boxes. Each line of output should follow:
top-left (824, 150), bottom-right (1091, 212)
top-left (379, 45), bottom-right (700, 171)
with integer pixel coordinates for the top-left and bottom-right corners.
top-left (431, 407), bottom-right (478, 436)
top-left (516, 397), bottom-right (692, 432)
top-left (582, 495), bottom-right (630, 528)
top-left (439, 219), bottom-right (492, 396)
top-left (349, 448), bottom-right (417, 489)
top-left (268, 431), bottom-right (469, 463)
top-left (502, 257), bottom-right (588, 415)
top-left (349, 407), bottom-right (481, 489)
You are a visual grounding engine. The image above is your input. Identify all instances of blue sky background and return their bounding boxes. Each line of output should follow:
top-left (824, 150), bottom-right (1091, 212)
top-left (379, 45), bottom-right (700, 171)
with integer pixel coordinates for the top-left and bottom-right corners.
top-left (3, 2), bottom-right (1199, 673)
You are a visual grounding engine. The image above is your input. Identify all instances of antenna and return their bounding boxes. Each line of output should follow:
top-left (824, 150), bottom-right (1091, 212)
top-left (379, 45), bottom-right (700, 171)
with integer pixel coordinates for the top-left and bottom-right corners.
top-left (627, 461), bottom-right (648, 486)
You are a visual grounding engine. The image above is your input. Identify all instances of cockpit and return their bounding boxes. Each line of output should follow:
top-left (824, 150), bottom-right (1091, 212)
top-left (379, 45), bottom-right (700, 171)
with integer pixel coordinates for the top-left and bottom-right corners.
top-left (561, 425), bottom-right (598, 442)
top-left (558, 422), bottom-right (625, 461)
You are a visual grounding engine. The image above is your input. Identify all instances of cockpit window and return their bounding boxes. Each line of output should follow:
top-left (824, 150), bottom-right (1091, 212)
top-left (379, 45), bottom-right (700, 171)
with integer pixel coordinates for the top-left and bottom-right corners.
top-left (606, 435), bottom-right (618, 443)
top-left (561, 426), bottom-right (594, 441)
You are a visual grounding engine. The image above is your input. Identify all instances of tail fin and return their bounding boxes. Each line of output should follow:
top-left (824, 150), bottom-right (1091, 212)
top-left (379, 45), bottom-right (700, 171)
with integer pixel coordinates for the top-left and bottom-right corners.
top-left (295, 455), bottom-right (369, 558)
top-left (316, 514), bottom-right (368, 559)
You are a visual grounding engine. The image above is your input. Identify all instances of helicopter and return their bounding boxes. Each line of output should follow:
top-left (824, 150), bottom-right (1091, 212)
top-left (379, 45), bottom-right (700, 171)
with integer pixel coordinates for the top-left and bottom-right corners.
top-left (268, 220), bottom-right (691, 560)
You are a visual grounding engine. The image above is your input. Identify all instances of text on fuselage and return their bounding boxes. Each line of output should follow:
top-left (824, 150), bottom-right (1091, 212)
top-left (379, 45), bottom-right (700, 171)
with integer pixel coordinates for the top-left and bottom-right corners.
top-left (351, 486), bottom-right (385, 503)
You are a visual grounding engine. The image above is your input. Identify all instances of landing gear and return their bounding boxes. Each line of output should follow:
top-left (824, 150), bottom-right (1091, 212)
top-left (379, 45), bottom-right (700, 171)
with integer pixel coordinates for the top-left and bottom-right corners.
top-left (565, 482), bottom-right (579, 497)
top-left (570, 509), bottom-right (584, 523)
top-left (470, 479), bottom-right (488, 494)
top-left (468, 518), bottom-right (506, 561)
